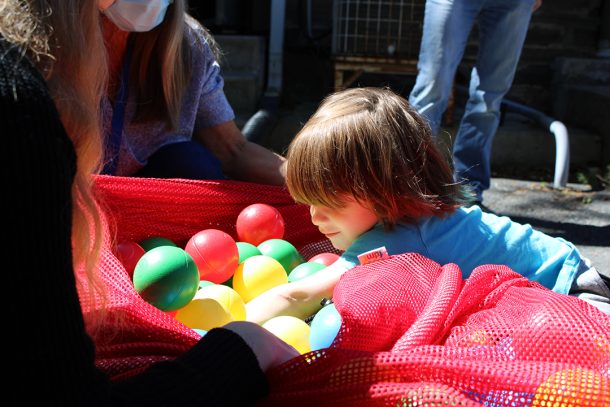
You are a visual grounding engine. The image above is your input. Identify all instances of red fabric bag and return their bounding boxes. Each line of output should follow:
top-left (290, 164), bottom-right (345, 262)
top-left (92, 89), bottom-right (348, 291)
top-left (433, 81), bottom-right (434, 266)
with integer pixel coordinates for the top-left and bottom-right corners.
top-left (88, 176), bottom-right (609, 405)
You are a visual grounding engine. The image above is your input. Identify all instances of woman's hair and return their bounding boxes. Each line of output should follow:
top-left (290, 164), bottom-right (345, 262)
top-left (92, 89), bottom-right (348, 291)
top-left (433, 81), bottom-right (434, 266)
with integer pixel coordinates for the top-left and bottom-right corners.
top-left (2, 0), bottom-right (108, 331)
top-left (129, 0), bottom-right (218, 130)
top-left (0, 0), bottom-right (50, 61)
top-left (286, 87), bottom-right (471, 229)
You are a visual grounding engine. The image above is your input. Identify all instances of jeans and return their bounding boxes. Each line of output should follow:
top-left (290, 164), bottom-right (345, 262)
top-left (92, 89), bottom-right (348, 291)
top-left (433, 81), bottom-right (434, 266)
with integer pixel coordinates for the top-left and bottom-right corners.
top-left (409, 0), bottom-right (535, 202)
top-left (135, 141), bottom-right (226, 180)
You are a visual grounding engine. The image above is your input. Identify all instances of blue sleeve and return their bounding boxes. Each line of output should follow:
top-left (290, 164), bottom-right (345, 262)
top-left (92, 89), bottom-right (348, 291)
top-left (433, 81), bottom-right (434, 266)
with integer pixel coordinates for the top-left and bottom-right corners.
top-left (342, 224), bottom-right (428, 267)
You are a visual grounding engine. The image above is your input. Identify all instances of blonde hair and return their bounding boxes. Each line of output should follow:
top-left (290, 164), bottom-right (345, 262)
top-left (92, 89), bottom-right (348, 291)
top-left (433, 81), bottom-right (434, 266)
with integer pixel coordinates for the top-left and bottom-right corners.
top-left (287, 87), bottom-right (470, 229)
top-left (129, 0), bottom-right (216, 130)
top-left (2, 0), bottom-right (108, 331)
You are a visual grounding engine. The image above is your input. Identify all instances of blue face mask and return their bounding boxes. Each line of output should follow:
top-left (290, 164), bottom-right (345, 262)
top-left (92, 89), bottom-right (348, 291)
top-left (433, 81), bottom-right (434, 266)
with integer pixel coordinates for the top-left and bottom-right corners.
top-left (103, 0), bottom-right (174, 32)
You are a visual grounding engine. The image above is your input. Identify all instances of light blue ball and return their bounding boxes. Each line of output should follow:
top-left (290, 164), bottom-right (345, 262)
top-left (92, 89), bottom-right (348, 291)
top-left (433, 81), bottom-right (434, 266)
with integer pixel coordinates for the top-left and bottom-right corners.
top-left (309, 303), bottom-right (342, 351)
top-left (193, 329), bottom-right (208, 337)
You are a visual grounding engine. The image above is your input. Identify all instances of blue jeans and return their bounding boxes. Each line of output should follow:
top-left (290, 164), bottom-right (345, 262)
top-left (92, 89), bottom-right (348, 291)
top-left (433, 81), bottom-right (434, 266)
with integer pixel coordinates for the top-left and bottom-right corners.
top-left (135, 141), bottom-right (226, 180)
top-left (409, 0), bottom-right (535, 202)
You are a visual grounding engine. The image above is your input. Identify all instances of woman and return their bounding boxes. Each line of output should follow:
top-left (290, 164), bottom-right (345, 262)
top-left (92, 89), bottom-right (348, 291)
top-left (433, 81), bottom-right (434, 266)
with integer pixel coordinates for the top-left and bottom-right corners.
top-left (98, 0), bottom-right (286, 183)
top-left (3, 1), bottom-right (296, 405)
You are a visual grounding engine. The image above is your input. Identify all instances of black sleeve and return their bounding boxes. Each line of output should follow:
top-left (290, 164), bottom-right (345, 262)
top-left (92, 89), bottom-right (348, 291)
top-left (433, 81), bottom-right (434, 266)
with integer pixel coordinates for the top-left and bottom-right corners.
top-left (3, 39), bottom-right (267, 407)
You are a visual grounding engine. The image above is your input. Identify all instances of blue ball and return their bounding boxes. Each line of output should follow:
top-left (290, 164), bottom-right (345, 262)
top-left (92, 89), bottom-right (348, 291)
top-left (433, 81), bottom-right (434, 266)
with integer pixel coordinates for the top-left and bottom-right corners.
top-left (193, 329), bottom-right (208, 337)
top-left (309, 303), bottom-right (342, 351)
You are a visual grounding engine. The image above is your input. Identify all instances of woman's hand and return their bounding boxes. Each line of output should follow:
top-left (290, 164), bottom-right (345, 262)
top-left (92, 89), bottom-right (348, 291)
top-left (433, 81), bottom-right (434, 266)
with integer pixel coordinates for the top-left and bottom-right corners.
top-left (223, 321), bottom-right (299, 372)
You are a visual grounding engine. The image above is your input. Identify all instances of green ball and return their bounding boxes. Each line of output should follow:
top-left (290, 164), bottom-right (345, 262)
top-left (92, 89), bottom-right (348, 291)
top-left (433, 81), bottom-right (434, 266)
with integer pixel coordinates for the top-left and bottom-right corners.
top-left (257, 239), bottom-right (304, 274)
top-left (133, 246), bottom-right (199, 311)
top-left (288, 261), bottom-right (327, 283)
top-left (139, 236), bottom-right (177, 251)
top-left (222, 276), bottom-right (233, 288)
top-left (236, 242), bottom-right (262, 263)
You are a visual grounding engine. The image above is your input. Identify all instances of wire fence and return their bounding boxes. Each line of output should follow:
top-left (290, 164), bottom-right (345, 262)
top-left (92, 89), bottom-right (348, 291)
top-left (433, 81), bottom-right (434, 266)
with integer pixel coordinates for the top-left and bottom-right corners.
top-left (332, 0), bottom-right (425, 58)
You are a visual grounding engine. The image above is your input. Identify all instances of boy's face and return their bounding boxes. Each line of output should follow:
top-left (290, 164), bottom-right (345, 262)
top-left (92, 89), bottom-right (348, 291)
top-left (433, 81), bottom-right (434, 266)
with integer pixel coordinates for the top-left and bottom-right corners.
top-left (309, 198), bottom-right (378, 251)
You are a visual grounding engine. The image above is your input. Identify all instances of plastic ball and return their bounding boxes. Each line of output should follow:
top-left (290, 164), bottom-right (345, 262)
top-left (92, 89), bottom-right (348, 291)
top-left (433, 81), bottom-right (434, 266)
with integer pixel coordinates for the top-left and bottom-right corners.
top-left (132, 246), bottom-right (199, 311)
top-left (308, 252), bottom-right (340, 266)
top-left (236, 203), bottom-right (285, 246)
top-left (533, 368), bottom-right (608, 406)
top-left (232, 255), bottom-right (288, 302)
top-left (262, 316), bottom-right (311, 355)
top-left (460, 330), bottom-right (493, 347)
top-left (288, 261), bottom-right (326, 283)
top-left (198, 280), bottom-right (215, 290)
top-left (193, 329), bottom-right (208, 337)
top-left (139, 236), bottom-right (177, 251)
top-left (175, 285), bottom-right (246, 331)
top-left (473, 390), bottom-right (534, 407)
top-left (115, 240), bottom-right (146, 278)
top-left (185, 229), bottom-right (239, 284)
top-left (309, 303), bottom-right (342, 350)
top-left (236, 242), bottom-right (262, 263)
top-left (222, 276), bottom-right (234, 289)
top-left (257, 239), bottom-right (304, 274)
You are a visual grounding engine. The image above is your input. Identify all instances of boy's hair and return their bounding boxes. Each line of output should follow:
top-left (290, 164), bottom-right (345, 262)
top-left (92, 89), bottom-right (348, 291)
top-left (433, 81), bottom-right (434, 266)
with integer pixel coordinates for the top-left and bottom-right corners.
top-left (286, 87), bottom-right (470, 229)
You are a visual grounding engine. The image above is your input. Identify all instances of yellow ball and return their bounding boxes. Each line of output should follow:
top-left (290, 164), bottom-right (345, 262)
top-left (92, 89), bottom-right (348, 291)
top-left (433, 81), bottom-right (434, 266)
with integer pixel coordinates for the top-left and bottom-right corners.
top-left (460, 329), bottom-right (493, 347)
top-left (262, 315), bottom-right (311, 355)
top-left (174, 284), bottom-right (246, 331)
top-left (232, 255), bottom-right (288, 302)
top-left (533, 368), bottom-right (608, 406)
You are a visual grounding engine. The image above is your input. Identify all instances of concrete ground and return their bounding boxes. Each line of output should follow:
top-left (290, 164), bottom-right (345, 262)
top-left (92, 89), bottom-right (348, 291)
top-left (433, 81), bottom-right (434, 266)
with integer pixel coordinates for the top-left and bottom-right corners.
top-left (483, 178), bottom-right (610, 275)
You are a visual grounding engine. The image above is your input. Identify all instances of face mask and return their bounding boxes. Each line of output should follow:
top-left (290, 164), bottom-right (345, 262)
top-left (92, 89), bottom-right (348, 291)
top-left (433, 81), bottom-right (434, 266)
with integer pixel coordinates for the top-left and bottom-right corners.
top-left (103, 0), bottom-right (174, 32)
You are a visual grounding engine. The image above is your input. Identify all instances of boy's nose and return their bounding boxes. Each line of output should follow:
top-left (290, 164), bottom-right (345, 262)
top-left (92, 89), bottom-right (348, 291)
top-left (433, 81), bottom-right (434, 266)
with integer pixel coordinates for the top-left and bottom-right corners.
top-left (309, 206), bottom-right (324, 225)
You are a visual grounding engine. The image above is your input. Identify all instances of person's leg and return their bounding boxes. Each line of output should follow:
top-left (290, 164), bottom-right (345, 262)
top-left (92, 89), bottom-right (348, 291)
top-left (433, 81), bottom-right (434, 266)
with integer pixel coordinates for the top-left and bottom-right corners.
top-left (135, 141), bottom-right (226, 180)
top-left (569, 259), bottom-right (610, 315)
top-left (452, 0), bottom-right (535, 202)
top-left (408, 0), bottom-right (481, 135)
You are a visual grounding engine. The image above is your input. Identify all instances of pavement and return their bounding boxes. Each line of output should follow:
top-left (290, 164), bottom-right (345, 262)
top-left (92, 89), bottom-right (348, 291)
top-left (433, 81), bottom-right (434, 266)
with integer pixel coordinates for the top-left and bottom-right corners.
top-left (482, 178), bottom-right (610, 275)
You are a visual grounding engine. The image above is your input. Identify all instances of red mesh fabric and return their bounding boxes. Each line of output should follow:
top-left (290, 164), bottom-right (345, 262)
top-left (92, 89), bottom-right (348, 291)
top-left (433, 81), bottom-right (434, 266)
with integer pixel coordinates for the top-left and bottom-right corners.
top-left (86, 175), bottom-right (333, 380)
top-left (265, 254), bottom-right (610, 406)
top-left (88, 176), bottom-right (609, 405)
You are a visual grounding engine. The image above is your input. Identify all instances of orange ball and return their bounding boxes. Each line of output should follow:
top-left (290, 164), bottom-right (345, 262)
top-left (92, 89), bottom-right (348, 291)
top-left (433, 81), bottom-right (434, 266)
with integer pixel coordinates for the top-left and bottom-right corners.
top-left (533, 368), bottom-right (609, 406)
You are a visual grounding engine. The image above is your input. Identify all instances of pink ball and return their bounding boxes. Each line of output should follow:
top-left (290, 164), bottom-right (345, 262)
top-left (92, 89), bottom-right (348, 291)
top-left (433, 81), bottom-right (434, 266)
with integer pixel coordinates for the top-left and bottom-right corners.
top-left (236, 203), bottom-right (285, 246)
top-left (309, 252), bottom-right (340, 266)
top-left (116, 240), bottom-right (146, 278)
top-left (185, 229), bottom-right (239, 284)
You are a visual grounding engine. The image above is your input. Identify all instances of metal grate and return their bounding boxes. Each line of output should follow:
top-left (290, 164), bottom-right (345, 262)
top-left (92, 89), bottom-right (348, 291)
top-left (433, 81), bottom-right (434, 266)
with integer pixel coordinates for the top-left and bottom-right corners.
top-left (332, 0), bottom-right (425, 58)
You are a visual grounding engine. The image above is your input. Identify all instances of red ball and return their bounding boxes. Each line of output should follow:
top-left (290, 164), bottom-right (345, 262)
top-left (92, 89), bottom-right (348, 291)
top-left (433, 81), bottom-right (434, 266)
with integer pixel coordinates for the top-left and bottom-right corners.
top-left (236, 203), bottom-right (285, 246)
top-left (309, 252), bottom-right (340, 266)
top-left (116, 240), bottom-right (146, 278)
top-left (185, 229), bottom-right (239, 284)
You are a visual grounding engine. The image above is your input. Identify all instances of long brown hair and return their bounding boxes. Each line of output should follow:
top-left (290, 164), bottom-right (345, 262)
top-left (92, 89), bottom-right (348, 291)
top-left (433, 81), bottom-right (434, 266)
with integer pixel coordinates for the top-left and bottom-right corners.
top-left (129, 1), bottom-right (217, 130)
top-left (1, 0), bottom-right (108, 330)
top-left (287, 87), bottom-right (470, 229)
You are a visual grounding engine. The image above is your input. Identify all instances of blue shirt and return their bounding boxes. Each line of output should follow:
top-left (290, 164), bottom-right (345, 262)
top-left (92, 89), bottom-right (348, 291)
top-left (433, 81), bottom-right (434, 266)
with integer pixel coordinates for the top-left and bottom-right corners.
top-left (338, 206), bottom-right (585, 294)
